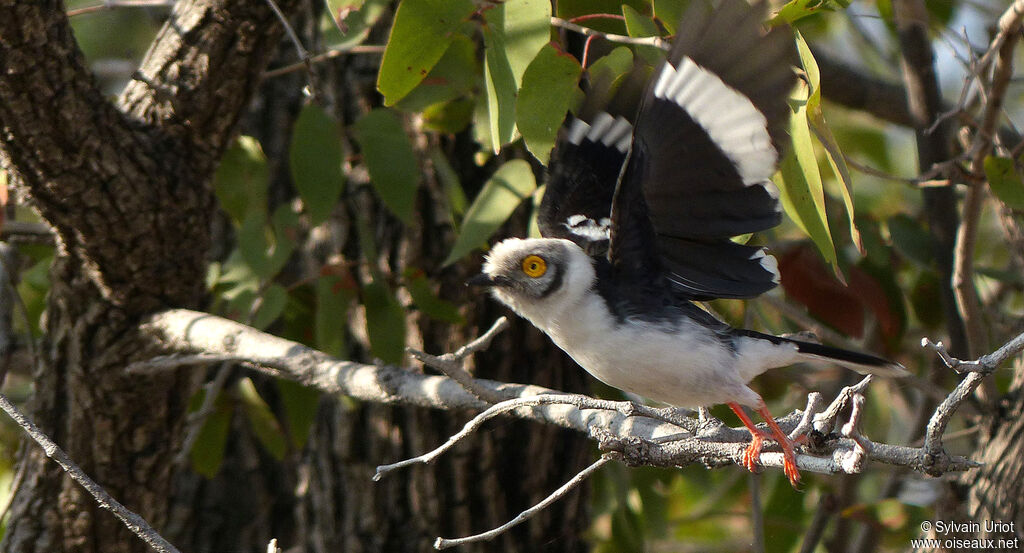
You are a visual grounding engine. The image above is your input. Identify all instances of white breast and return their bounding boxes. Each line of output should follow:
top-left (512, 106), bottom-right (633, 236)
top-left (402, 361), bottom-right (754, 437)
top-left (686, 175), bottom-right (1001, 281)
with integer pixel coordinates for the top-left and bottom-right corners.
top-left (535, 292), bottom-right (764, 408)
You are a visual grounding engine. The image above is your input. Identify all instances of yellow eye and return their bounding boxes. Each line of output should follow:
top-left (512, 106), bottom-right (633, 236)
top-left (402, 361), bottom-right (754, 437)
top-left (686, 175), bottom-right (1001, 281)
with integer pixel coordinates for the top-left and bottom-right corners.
top-left (521, 255), bottom-right (547, 278)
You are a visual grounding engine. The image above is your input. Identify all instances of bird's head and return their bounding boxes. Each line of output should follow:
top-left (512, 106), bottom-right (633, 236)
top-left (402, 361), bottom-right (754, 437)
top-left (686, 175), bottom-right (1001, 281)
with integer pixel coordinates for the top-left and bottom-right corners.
top-left (468, 238), bottom-right (594, 325)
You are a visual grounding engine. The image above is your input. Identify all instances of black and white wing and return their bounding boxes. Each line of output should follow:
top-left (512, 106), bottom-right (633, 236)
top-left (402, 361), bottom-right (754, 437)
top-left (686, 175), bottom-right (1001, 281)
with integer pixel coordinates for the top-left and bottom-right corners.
top-left (610, 0), bottom-right (797, 300)
top-left (538, 62), bottom-right (648, 256)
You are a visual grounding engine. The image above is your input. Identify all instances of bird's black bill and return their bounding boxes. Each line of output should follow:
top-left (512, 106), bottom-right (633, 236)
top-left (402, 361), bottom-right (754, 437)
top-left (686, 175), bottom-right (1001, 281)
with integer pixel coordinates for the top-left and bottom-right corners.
top-left (466, 273), bottom-right (496, 288)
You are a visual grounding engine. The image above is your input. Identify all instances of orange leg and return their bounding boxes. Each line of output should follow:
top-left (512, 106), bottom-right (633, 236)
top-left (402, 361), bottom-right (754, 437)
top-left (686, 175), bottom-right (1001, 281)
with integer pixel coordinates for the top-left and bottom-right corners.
top-left (728, 402), bottom-right (801, 488)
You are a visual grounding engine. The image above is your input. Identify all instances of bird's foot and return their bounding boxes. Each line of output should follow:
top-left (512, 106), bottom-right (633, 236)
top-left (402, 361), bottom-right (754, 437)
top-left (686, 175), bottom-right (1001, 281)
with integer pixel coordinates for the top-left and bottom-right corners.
top-left (728, 402), bottom-right (802, 488)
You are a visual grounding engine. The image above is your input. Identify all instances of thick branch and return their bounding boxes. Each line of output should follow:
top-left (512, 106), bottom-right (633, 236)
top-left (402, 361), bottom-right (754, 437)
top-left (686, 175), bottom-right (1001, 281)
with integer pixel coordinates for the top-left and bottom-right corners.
top-left (142, 309), bottom-right (977, 476)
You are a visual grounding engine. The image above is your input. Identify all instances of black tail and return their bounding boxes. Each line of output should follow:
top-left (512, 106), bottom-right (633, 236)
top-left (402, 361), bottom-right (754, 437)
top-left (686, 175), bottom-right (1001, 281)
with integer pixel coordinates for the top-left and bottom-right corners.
top-left (788, 338), bottom-right (908, 377)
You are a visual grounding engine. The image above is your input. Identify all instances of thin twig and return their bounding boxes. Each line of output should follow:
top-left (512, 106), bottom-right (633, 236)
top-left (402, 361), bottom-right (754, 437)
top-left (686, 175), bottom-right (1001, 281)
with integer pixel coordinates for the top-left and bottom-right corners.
top-left (0, 393), bottom-right (181, 553)
top-left (406, 317), bottom-right (510, 404)
top-left (172, 362), bottom-right (234, 468)
top-left (550, 16), bottom-right (669, 50)
top-left (433, 455), bottom-right (613, 549)
top-left (67, 0), bottom-right (175, 17)
top-left (373, 393), bottom-right (695, 481)
top-left (262, 0), bottom-right (320, 101)
top-left (263, 44), bottom-right (385, 78)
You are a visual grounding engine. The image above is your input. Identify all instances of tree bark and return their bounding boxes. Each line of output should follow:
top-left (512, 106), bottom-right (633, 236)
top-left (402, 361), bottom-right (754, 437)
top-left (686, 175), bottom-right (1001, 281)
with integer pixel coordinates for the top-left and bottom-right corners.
top-left (0, 1), bottom-right (295, 551)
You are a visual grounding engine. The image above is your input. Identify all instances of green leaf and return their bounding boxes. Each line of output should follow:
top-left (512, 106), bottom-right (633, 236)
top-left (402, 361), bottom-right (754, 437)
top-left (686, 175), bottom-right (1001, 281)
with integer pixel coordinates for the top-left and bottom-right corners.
top-left (517, 44), bottom-right (582, 164)
top-left (353, 108), bottom-right (420, 224)
top-left (238, 378), bottom-right (288, 461)
top-left (622, 5), bottom-right (658, 37)
top-left (377, 0), bottom-right (475, 105)
top-left (431, 148), bottom-right (467, 223)
top-left (188, 391), bottom-right (232, 478)
top-left (984, 156), bottom-right (1024, 210)
top-left (795, 30), bottom-right (862, 253)
top-left (403, 268), bottom-right (465, 324)
top-left (290, 104), bottom-right (345, 225)
top-left (277, 379), bottom-right (321, 450)
top-left (236, 206), bottom-right (298, 281)
top-left (251, 284), bottom-right (288, 330)
top-left (776, 79), bottom-right (837, 273)
top-left (480, 0), bottom-right (551, 153)
top-left (362, 280), bottom-right (407, 364)
top-left (501, 0), bottom-right (552, 82)
top-left (394, 35), bottom-right (478, 113)
top-left (443, 159), bottom-right (537, 265)
top-left (887, 214), bottom-right (933, 269)
top-left (214, 136), bottom-right (268, 225)
top-left (652, 0), bottom-right (682, 33)
top-left (771, 0), bottom-right (850, 25)
top-left (316, 272), bottom-right (356, 356)
top-left (422, 97), bottom-right (475, 134)
top-left (482, 25), bottom-right (519, 152)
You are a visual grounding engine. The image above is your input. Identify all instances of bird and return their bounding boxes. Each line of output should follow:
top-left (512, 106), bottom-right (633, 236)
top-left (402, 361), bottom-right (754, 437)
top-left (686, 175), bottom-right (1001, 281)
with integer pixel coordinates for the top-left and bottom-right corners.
top-left (467, 0), bottom-right (906, 487)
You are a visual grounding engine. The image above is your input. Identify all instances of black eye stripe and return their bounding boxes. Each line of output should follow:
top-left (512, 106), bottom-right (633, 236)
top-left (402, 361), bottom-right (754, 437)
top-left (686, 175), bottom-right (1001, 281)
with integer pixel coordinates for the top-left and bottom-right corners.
top-left (538, 262), bottom-right (563, 298)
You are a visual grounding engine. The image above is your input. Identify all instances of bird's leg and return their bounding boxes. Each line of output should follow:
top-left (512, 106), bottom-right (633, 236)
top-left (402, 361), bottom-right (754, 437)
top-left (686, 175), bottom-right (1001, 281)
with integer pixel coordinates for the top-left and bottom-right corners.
top-left (727, 402), bottom-right (801, 488)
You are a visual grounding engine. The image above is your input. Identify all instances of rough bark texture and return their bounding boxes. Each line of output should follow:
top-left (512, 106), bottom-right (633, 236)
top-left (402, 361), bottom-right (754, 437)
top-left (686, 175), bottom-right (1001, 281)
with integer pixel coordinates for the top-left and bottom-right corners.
top-left (0, 1), bottom-right (295, 551)
top-left (0, 1), bottom-right (593, 551)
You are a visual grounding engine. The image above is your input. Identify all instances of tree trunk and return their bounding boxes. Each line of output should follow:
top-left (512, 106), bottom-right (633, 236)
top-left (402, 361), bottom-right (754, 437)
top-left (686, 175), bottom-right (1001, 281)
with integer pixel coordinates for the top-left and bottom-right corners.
top-left (0, 1), bottom-right (295, 550)
top-left (0, 1), bottom-right (593, 551)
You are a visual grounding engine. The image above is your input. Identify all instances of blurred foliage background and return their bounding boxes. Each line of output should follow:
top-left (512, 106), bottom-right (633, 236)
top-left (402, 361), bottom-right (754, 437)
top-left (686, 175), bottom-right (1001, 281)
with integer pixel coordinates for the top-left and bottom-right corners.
top-left (1, 0), bottom-right (1023, 551)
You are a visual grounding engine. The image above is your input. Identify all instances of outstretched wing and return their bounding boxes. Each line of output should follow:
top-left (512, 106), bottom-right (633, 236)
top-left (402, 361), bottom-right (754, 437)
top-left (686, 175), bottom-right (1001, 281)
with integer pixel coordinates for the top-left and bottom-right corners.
top-left (538, 62), bottom-right (648, 256)
top-left (609, 0), bottom-right (797, 300)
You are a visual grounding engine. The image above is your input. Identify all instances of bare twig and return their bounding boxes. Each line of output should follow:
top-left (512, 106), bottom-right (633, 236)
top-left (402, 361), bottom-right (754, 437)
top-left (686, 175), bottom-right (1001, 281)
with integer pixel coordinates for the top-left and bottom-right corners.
top-left (919, 334), bottom-right (1024, 473)
top-left (262, 0), bottom-right (320, 101)
top-left (262, 44), bottom-right (385, 78)
top-left (0, 393), bottom-right (181, 553)
top-left (549, 16), bottom-right (669, 50)
top-left (433, 455), bottom-right (613, 550)
top-left (953, 0), bottom-right (1024, 363)
top-left (406, 317), bottom-right (510, 404)
top-left (67, 0), bottom-right (175, 17)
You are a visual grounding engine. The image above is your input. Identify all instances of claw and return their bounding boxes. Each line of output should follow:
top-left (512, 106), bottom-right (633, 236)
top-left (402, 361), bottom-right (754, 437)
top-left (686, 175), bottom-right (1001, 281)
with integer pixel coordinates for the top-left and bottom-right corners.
top-left (728, 402), bottom-right (802, 488)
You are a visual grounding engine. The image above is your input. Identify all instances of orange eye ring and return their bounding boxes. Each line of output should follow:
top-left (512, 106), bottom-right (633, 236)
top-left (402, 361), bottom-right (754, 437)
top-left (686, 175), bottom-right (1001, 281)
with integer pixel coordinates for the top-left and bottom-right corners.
top-left (521, 255), bottom-right (547, 278)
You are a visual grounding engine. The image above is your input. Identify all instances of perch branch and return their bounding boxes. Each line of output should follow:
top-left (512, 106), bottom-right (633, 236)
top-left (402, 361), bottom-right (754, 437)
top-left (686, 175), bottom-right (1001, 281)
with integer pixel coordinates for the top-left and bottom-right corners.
top-left (920, 332), bottom-right (1024, 473)
top-left (0, 393), bottom-right (181, 553)
top-left (406, 317), bottom-right (510, 404)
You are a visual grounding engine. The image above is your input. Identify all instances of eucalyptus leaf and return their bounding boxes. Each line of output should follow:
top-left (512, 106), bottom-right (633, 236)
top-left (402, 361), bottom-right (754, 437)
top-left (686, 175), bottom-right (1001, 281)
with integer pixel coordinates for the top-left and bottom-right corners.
top-left (353, 108), bottom-right (420, 224)
top-left (290, 104), bottom-right (345, 225)
top-left (238, 378), bottom-right (288, 461)
top-left (377, 0), bottom-right (475, 105)
top-left (362, 280), bottom-right (406, 364)
top-left (443, 159), bottom-right (537, 265)
top-left (214, 136), bottom-right (268, 225)
top-left (517, 44), bottom-right (582, 164)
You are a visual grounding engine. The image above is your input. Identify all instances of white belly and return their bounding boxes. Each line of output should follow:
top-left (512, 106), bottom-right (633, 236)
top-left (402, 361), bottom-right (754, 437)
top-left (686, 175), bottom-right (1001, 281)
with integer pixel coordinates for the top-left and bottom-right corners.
top-left (537, 294), bottom-right (764, 408)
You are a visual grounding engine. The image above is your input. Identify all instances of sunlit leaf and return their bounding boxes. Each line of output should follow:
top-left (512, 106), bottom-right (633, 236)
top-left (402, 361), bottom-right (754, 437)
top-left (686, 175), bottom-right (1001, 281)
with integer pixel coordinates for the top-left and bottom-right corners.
top-left (290, 104), bottom-right (345, 225)
top-left (214, 136), bottom-right (268, 225)
top-left (499, 0), bottom-right (552, 83)
top-left (403, 268), bottom-right (464, 324)
top-left (652, 0), bottom-right (682, 33)
top-left (517, 43), bottom-right (582, 164)
top-left (422, 97), bottom-right (475, 134)
top-left (775, 79), bottom-right (838, 273)
top-left (238, 378), bottom-right (288, 461)
top-left (771, 0), bottom-right (850, 25)
top-left (443, 159), bottom-right (537, 265)
top-left (482, 25), bottom-right (519, 152)
top-left (795, 30), bottom-right (862, 253)
top-left (377, 0), bottom-right (475, 105)
top-left (362, 280), bottom-right (406, 364)
top-left (353, 108), bottom-right (420, 224)
top-left (395, 35), bottom-right (477, 112)
top-left (984, 155), bottom-right (1024, 210)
